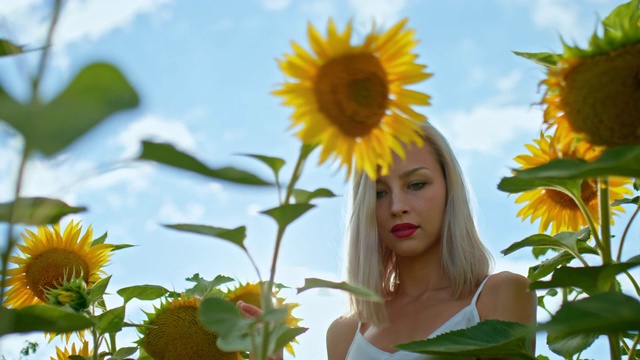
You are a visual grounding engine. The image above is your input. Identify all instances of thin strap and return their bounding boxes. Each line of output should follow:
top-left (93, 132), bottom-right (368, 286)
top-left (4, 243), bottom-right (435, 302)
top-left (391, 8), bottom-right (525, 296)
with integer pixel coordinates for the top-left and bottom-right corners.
top-left (471, 276), bottom-right (491, 305)
top-left (356, 321), bottom-right (362, 332)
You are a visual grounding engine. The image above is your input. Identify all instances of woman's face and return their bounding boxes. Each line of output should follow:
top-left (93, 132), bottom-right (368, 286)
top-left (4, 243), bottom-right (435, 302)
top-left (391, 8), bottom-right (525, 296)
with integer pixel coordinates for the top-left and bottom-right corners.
top-left (375, 142), bottom-right (447, 259)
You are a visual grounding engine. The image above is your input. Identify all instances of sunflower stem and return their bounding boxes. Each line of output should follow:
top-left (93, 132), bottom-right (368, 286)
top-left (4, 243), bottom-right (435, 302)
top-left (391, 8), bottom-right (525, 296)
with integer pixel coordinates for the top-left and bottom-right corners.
top-left (92, 327), bottom-right (99, 360)
top-left (616, 200), bottom-right (639, 262)
top-left (624, 270), bottom-right (640, 297)
top-left (609, 332), bottom-right (622, 360)
top-left (31, 0), bottom-right (63, 103)
top-left (571, 189), bottom-right (604, 257)
top-left (628, 333), bottom-right (640, 359)
top-left (599, 177), bottom-right (613, 266)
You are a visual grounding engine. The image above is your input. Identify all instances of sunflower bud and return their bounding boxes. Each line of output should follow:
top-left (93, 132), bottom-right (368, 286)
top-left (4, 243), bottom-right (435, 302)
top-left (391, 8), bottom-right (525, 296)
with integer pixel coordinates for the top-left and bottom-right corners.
top-left (45, 276), bottom-right (90, 312)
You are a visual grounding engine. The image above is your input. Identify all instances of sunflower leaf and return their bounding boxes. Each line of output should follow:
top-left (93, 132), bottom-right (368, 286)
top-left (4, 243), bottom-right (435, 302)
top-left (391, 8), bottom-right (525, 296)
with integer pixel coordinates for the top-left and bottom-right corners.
top-left (110, 347), bottom-right (138, 359)
top-left (0, 305), bottom-right (94, 335)
top-left (185, 273), bottom-right (234, 298)
top-left (292, 188), bottom-right (337, 204)
top-left (297, 278), bottom-right (382, 301)
top-left (199, 297), bottom-right (253, 352)
top-left (530, 260), bottom-right (640, 295)
top-left (547, 332), bottom-right (598, 358)
top-left (91, 231), bottom-right (108, 246)
top-left (87, 275), bottom-right (111, 305)
top-left (0, 63), bottom-right (139, 156)
top-left (394, 320), bottom-right (535, 359)
top-left (261, 203), bottom-right (314, 229)
top-left (0, 39), bottom-right (25, 56)
top-left (502, 228), bottom-right (593, 260)
top-left (537, 289), bottom-right (559, 314)
top-left (528, 251), bottom-right (575, 282)
top-left (497, 176), bottom-right (582, 196)
top-left (513, 50), bottom-right (559, 67)
top-left (164, 224), bottom-right (247, 249)
top-left (0, 197), bottom-right (86, 225)
top-left (612, 195), bottom-right (640, 206)
top-left (540, 292), bottom-right (640, 336)
top-left (117, 285), bottom-right (169, 304)
top-left (95, 305), bottom-right (125, 334)
top-left (272, 325), bottom-right (308, 356)
top-left (139, 141), bottom-right (271, 186)
top-left (242, 154), bottom-right (286, 179)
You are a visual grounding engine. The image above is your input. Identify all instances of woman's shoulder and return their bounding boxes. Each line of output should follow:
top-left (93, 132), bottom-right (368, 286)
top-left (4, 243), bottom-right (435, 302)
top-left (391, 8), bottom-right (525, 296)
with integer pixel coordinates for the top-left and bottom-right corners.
top-left (326, 315), bottom-right (359, 360)
top-left (477, 271), bottom-right (536, 324)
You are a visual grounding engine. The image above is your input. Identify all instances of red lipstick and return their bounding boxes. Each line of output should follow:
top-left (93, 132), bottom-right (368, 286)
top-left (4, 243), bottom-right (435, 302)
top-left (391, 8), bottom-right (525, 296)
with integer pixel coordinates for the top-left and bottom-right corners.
top-left (391, 223), bottom-right (419, 239)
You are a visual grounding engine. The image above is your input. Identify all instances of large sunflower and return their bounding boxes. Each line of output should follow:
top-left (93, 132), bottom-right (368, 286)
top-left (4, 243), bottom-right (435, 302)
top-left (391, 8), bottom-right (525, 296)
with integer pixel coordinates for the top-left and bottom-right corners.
top-left (50, 341), bottom-right (92, 360)
top-left (225, 281), bottom-right (302, 356)
top-left (274, 18), bottom-right (431, 179)
top-left (4, 220), bottom-right (112, 309)
top-left (513, 131), bottom-right (633, 233)
top-left (531, 0), bottom-right (640, 147)
top-left (139, 295), bottom-right (242, 360)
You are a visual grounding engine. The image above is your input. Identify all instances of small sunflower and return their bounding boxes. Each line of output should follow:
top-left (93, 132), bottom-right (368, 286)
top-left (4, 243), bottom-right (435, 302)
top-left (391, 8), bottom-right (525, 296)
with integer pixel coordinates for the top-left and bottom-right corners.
top-left (513, 131), bottom-right (633, 233)
top-left (532, 0), bottom-right (640, 146)
top-left (139, 295), bottom-right (242, 360)
top-left (50, 341), bottom-right (92, 360)
top-left (4, 220), bottom-right (112, 308)
top-left (274, 18), bottom-right (431, 179)
top-left (225, 282), bottom-right (302, 355)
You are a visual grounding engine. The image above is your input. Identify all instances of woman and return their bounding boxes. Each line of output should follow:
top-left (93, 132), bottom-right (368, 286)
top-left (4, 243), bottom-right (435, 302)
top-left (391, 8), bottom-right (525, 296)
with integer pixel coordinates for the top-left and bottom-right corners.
top-left (326, 123), bottom-right (537, 359)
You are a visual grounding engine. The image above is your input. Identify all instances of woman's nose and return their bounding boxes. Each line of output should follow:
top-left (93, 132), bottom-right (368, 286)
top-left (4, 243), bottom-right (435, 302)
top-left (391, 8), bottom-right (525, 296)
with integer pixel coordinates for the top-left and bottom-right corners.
top-left (390, 192), bottom-right (409, 216)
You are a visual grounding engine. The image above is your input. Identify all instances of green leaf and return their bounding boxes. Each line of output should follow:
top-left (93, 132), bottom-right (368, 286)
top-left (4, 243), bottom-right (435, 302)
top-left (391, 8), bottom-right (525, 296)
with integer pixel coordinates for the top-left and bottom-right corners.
top-left (272, 325), bottom-right (308, 355)
top-left (0, 305), bottom-right (93, 336)
top-left (540, 292), bottom-right (640, 336)
top-left (110, 346), bottom-right (138, 360)
top-left (95, 306), bottom-right (125, 334)
top-left (87, 275), bottom-right (111, 305)
top-left (0, 63), bottom-right (139, 156)
top-left (90, 231), bottom-right (108, 246)
top-left (513, 51), bottom-right (559, 67)
top-left (502, 229), bottom-right (590, 257)
top-left (0, 39), bottom-right (25, 56)
top-left (297, 278), bottom-right (382, 302)
top-left (110, 244), bottom-right (135, 251)
top-left (261, 203), bottom-right (314, 229)
top-left (547, 333), bottom-right (598, 358)
top-left (292, 188), bottom-right (337, 204)
top-left (185, 273), bottom-right (234, 298)
top-left (612, 195), bottom-right (640, 206)
top-left (537, 289), bottom-right (559, 313)
top-left (164, 224), bottom-right (246, 249)
top-left (528, 251), bottom-right (575, 282)
top-left (530, 261), bottom-right (640, 294)
top-left (497, 176), bottom-right (582, 196)
top-left (199, 297), bottom-right (253, 352)
top-left (242, 154), bottom-right (286, 179)
top-left (633, 178), bottom-right (640, 191)
top-left (394, 320), bottom-right (535, 360)
top-left (504, 145), bottom-right (640, 182)
top-left (0, 197), bottom-right (86, 225)
top-left (117, 285), bottom-right (169, 304)
top-left (138, 141), bottom-right (271, 185)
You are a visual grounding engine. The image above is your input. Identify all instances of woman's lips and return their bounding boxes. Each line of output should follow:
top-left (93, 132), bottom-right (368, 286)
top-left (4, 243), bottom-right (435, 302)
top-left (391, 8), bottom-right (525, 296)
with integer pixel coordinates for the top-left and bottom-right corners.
top-left (391, 223), bottom-right (419, 239)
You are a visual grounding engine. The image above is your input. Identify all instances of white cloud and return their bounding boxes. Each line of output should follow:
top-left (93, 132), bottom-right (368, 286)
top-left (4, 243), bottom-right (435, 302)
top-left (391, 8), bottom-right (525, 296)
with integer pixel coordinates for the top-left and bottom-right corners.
top-left (259, 0), bottom-right (293, 11)
top-left (114, 113), bottom-right (197, 159)
top-left (528, 0), bottom-right (587, 41)
top-left (157, 200), bottom-right (206, 224)
top-left (496, 70), bottom-right (523, 93)
top-left (435, 105), bottom-right (543, 155)
top-left (348, 0), bottom-right (407, 27)
top-left (300, 0), bottom-right (338, 22)
top-left (246, 203), bottom-right (263, 216)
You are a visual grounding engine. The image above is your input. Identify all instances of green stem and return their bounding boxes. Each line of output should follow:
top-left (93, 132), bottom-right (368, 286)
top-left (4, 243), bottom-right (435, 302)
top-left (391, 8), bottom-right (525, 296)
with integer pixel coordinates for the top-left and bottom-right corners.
top-left (616, 200), bottom-right (640, 262)
top-left (599, 177), bottom-right (612, 266)
top-left (623, 270), bottom-right (640, 297)
top-left (92, 327), bottom-right (100, 360)
top-left (108, 331), bottom-right (117, 354)
top-left (571, 189), bottom-right (604, 255)
top-left (32, 0), bottom-right (63, 103)
top-left (609, 333), bottom-right (621, 360)
top-left (0, 147), bottom-right (29, 303)
top-left (628, 333), bottom-right (640, 359)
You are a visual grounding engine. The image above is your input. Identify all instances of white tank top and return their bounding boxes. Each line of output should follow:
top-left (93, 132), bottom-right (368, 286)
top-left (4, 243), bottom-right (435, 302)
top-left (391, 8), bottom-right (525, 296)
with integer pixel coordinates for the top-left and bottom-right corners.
top-left (345, 276), bottom-right (490, 360)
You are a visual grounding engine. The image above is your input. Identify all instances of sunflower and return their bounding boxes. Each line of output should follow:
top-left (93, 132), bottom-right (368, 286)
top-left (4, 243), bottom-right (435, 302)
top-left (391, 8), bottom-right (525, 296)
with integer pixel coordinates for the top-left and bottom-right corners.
top-left (139, 295), bottom-right (242, 360)
top-left (532, 0), bottom-right (640, 147)
top-left (225, 282), bottom-right (302, 355)
top-left (513, 131), bottom-right (633, 233)
top-left (50, 341), bottom-right (92, 360)
top-left (274, 18), bottom-right (431, 179)
top-left (4, 220), bottom-right (112, 308)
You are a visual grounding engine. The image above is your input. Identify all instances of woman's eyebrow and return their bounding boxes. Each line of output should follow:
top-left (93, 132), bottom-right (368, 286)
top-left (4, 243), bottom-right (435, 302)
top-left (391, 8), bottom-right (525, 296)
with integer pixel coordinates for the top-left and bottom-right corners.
top-left (400, 166), bottom-right (429, 178)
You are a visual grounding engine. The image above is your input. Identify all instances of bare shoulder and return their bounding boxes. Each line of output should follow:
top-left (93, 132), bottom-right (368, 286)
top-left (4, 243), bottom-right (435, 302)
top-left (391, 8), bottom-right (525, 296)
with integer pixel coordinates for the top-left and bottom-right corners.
top-left (477, 271), bottom-right (537, 325)
top-left (326, 315), bottom-right (358, 360)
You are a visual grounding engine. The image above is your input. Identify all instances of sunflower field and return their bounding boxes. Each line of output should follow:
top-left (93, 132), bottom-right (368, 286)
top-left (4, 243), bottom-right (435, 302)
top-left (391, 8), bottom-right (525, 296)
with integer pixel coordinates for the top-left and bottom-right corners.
top-left (1, 0), bottom-right (639, 359)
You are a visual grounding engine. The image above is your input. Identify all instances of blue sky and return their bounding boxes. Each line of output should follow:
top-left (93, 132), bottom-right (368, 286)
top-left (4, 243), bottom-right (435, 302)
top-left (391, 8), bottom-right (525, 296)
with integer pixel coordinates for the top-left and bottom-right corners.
top-left (0, 0), bottom-right (636, 359)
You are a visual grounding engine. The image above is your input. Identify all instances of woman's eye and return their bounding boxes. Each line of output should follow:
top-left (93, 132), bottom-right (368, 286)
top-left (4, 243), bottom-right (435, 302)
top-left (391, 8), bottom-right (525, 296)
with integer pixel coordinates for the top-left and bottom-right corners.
top-left (409, 182), bottom-right (426, 190)
top-left (376, 190), bottom-right (386, 199)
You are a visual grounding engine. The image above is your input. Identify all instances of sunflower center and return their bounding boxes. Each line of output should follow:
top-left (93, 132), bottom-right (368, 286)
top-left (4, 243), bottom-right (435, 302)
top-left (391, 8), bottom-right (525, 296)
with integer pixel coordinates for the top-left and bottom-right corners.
top-left (25, 248), bottom-right (89, 302)
top-left (142, 306), bottom-right (237, 360)
top-left (561, 43), bottom-right (640, 146)
top-left (545, 180), bottom-right (598, 210)
top-left (314, 52), bottom-right (388, 137)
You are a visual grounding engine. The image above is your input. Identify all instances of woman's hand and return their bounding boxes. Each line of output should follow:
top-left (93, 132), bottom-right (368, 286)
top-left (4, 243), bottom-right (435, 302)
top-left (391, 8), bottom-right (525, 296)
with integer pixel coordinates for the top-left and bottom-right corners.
top-left (236, 301), bottom-right (284, 360)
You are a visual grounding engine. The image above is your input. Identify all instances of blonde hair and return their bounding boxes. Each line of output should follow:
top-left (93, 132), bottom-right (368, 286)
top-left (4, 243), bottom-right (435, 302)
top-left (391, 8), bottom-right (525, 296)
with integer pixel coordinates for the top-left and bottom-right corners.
top-left (345, 122), bottom-right (492, 326)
